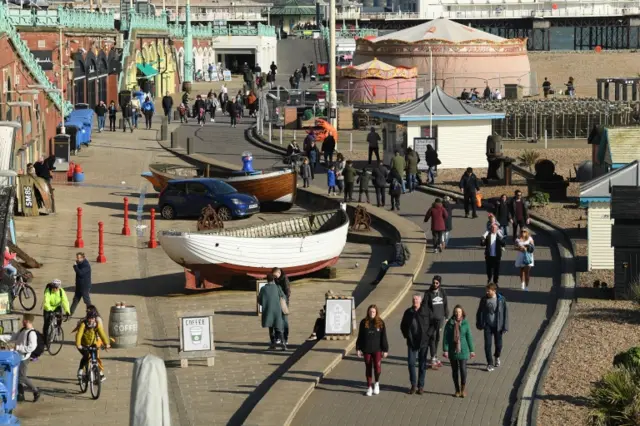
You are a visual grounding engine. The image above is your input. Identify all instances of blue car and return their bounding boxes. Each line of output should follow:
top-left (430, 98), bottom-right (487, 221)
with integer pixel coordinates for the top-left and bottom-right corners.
top-left (159, 178), bottom-right (260, 221)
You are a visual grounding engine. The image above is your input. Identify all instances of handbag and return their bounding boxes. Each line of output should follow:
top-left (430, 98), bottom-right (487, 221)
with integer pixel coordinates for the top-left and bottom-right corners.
top-left (280, 297), bottom-right (289, 315)
top-left (523, 250), bottom-right (533, 266)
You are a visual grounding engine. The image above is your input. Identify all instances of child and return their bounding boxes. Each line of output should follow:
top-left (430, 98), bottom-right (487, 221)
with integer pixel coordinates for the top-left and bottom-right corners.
top-left (357, 168), bottom-right (372, 203)
top-left (178, 103), bottom-right (188, 123)
top-left (301, 157), bottom-right (312, 188)
top-left (327, 165), bottom-right (337, 196)
top-left (389, 177), bottom-right (402, 211)
top-left (485, 213), bottom-right (503, 237)
top-left (75, 311), bottom-right (110, 382)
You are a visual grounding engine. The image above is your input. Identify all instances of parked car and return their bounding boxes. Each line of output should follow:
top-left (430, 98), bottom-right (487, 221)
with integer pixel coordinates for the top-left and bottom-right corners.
top-left (159, 178), bottom-right (260, 220)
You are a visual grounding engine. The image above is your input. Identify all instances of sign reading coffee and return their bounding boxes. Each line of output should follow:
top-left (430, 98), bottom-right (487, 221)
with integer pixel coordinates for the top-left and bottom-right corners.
top-left (181, 315), bottom-right (212, 352)
top-left (32, 51), bottom-right (54, 71)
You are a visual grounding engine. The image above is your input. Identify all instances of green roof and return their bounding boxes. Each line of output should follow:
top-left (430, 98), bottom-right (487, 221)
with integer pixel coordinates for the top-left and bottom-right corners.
top-left (270, 0), bottom-right (316, 15)
top-left (136, 63), bottom-right (158, 78)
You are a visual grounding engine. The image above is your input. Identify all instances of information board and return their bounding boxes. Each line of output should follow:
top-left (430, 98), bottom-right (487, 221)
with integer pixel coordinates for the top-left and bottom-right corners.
top-left (413, 137), bottom-right (437, 171)
top-left (324, 299), bottom-right (353, 335)
top-left (223, 70), bottom-right (232, 82)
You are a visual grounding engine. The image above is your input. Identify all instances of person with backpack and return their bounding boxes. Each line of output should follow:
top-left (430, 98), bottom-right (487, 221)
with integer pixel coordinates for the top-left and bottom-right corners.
top-left (389, 175), bottom-right (403, 211)
top-left (424, 276), bottom-right (449, 370)
top-left (75, 310), bottom-right (110, 383)
top-left (72, 305), bottom-right (106, 373)
top-left (42, 279), bottom-right (70, 344)
top-left (0, 314), bottom-right (42, 402)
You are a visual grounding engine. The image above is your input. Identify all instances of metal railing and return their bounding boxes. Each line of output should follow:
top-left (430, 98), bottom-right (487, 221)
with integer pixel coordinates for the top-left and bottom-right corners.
top-left (7, 7), bottom-right (115, 30)
top-left (169, 10), bottom-right (267, 22)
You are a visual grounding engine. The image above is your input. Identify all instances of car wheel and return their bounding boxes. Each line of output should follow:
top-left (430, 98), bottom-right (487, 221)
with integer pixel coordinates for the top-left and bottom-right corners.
top-left (161, 204), bottom-right (175, 220)
top-left (217, 206), bottom-right (232, 221)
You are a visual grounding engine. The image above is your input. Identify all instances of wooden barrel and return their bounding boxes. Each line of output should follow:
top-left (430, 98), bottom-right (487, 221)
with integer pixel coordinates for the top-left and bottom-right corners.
top-left (108, 305), bottom-right (138, 348)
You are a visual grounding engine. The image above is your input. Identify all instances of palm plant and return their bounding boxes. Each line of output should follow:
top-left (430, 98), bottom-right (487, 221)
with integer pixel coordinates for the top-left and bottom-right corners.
top-left (517, 150), bottom-right (541, 171)
top-left (588, 366), bottom-right (640, 426)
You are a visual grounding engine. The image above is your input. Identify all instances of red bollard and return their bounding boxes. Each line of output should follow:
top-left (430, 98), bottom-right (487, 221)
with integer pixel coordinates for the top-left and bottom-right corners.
top-left (96, 221), bottom-right (107, 263)
top-left (74, 207), bottom-right (84, 248)
top-left (148, 208), bottom-right (158, 248)
top-left (122, 197), bottom-right (131, 236)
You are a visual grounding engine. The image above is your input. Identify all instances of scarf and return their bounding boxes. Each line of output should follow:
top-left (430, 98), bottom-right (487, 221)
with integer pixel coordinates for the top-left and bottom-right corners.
top-left (454, 319), bottom-right (462, 354)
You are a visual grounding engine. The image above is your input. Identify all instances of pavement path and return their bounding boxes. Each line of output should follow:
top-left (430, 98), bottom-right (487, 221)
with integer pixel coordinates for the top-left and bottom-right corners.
top-left (176, 118), bottom-right (560, 425)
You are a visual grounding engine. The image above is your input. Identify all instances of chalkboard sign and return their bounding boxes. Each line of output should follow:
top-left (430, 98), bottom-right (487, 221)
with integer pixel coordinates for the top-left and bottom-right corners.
top-left (413, 137), bottom-right (436, 171)
top-left (0, 186), bottom-right (15, 253)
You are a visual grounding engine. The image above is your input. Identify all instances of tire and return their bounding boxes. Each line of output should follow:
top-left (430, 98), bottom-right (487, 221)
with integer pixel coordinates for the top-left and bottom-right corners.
top-left (18, 285), bottom-right (36, 311)
top-left (90, 365), bottom-right (101, 400)
top-left (161, 204), bottom-right (175, 220)
top-left (79, 365), bottom-right (88, 394)
top-left (48, 326), bottom-right (63, 356)
top-left (217, 206), bottom-right (232, 221)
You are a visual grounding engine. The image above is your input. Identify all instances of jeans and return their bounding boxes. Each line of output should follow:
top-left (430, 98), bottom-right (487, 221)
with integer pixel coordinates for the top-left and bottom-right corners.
top-left (18, 359), bottom-right (38, 397)
top-left (391, 194), bottom-right (400, 210)
top-left (463, 192), bottom-right (477, 216)
top-left (500, 225), bottom-right (508, 239)
top-left (230, 114), bottom-right (237, 126)
top-left (368, 147), bottom-right (380, 164)
top-left (485, 256), bottom-right (501, 284)
top-left (432, 230), bottom-right (444, 249)
top-left (428, 166), bottom-right (436, 184)
top-left (164, 109), bottom-right (172, 123)
top-left (444, 231), bottom-right (451, 245)
top-left (407, 346), bottom-right (428, 388)
top-left (123, 117), bottom-right (133, 132)
top-left (336, 180), bottom-right (344, 194)
top-left (132, 114), bottom-right (139, 128)
top-left (324, 152), bottom-right (334, 166)
top-left (428, 319), bottom-right (443, 360)
top-left (374, 186), bottom-right (386, 206)
top-left (483, 326), bottom-right (503, 365)
top-left (303, 178), bottom-right (310, 188)
top-left (406, 173), bottom-right (417, 192)
top-left (344, 182), bottom-right (354, 201)
top-left (109, 115), bottom-right (116, 131)
top-left (97, 115), bottom-right (105, 130)
top-left (3, 264), bottom-right (16, 278)
top-left (70, 288), bottom-right (92, 316)
top-left (450, 359), bottom-right (468, 392)
top-left (513, 220), bottom-right (526, 238)
top-left (144, 112), bottom-right (153, 129)
top-left (363, 351), bottom-right (383, 387)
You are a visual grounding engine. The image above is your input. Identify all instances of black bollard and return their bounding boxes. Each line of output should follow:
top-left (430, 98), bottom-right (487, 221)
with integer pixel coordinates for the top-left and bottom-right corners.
top-left (187, 137), bottom-right (194, 155)
top-left (160, 117), bottom-right (168, 141)
top-left (170, 131), bottom-right (177, 148)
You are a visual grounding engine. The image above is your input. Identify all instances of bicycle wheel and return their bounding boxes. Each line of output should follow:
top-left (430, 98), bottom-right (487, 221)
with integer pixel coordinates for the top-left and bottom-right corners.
top-left (18, 285), bottom-right (36, 311)
top-left (47, 325), bottom-right (64, 356)
top-left (79, 364), bottom-right (88, 393)
top-left (89, 364), bottom-right (101, 400)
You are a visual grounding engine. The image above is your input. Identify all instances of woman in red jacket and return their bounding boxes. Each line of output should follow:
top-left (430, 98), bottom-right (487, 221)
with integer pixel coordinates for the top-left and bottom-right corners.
top-left (424, 198), bottom-right (449, 253)
top-left (356, 304), bottom-right (389, 396)
top-left (3, 246), bottom-right (16, 278)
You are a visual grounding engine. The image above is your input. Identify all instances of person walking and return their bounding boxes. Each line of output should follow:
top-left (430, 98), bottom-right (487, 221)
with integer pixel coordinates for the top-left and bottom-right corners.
top-left (208, 92), bottom-right (220, 122)
top-left (390, 151), bottom-right (406, 193)
top-left (476, 282), bottom-right (508, 372)
top-left (301, 63), bottom-right (308, 81)
top-left (322, 133), bottom-right (336, 166)
top-left (389, 173), bottom-right (402, 211)
top-left (342, 160), bottom-right (357, 202)
top-left (442, 195), bottom-right (454, 248)
top-left (307, 140), bottom-right (319, 179)
top-left (493, 194), bottom-right (510, 238)
top-left (509, 190), bottom-right (530, 239)
top-left (227, 98), bottom-right (237, 127)
top-left (542, 77), bottom-right (551, 98)
top-left (258, 273), bottom-right (287, 350)
top-left (515, 229), bottom-right (535, 290)
top-left (193, 95), bottom-right (206, 127)
top-left (443, 305), bottom-right (475, 398)
top-left (424, 145), bottom-right (440, 184)
top-left (0, 314), bottom-right (41, 402)
top-left (405, 147), bottom-right (420, 192)
top-left (356, 305), bottom-right (389, 396)
top-left (400, 294), bottom-right (432, 395)
top-left (270, 61), bottom-right (277, 76)
top-left (357, 167), bottom-right (372, 203)
top-left (424, 198), bottom-right (448, 253)
top-left (247, 91), bottom-right (257, 118)
top-left (459, 167), bottom-right (480, 218)
top-left (371, 161), bottom-right (388, 207)
top-left (272, 267), bottom-right (290, 345)
top-left (162, 92), bottom-right (173, 124)
top-left (122, 101), bottom-right (134, 133)
top-left (301, 158), bottom-right (312, 188)
top-left (424, 276), bottom-right (449, 370)
top-left (131, 100), bottom-right (140, 129)
top-left (327, 165), bottom-right (337, 196)
top-left (94, 101), bottom-right (107, 132)
top-left (108, 101), bottom-right (117, 131)
top-left (70, 252), bottom-right (92, 316)
top-left (335, 153), bottom-right (346, 195)
top-left (367, 127), bottom-right (381, 164)
top-left (142, 96), bottom-right (155, 130)
top-left (481, 222), bottom-right (506, 285)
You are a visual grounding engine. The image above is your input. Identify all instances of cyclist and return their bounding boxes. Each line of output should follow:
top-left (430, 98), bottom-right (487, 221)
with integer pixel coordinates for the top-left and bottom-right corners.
top-left (42, 279), bottom-right (70, 343)
top-left (75, 311), bottom-right (110, 382)
top-left (72, 305), bottom-right (105, 372)
top-left (3, 246), bottom-right (17, 279)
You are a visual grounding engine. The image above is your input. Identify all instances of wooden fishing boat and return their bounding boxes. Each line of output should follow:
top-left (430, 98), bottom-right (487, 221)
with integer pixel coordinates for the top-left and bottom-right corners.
top-left (158, 205), bottom-right (349, 289)
top-left (142, 163), bottom-right (297, 206)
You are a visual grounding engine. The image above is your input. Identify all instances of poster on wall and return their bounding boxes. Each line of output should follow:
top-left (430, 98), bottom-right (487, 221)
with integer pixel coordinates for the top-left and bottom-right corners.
top-left (413, 137), bottom-right (437, 171)
top-left (210, 64), bottom-right (219, 82)
top-left (32, 51), bottom-right (53, 71)
top-left (223, 70), bottom-right (232, 82)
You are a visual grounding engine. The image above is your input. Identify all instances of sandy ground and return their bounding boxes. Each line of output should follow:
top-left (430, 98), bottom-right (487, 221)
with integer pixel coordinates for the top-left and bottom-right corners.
top-left (528, 51), bottom-right (640, 99)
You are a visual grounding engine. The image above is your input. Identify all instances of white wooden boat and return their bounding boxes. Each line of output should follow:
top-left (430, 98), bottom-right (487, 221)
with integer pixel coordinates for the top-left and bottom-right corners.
top-left (158, 205), bottom-right (349, 289)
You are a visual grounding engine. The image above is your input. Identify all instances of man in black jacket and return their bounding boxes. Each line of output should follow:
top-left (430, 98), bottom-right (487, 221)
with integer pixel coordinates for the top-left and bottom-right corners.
top-left (493, 194), bottom-right (510, 238)
top-left (371, 161), bottom-right (388, 207)
top-left (509, 190), bottom-right (530, 239)
top-left (481, 223), bottom-right (506, 285)
top-left (476, 283), bottom-right (509, 372)
top-left (400, 294), bottom-right (432, 394)
top-left (423, 275), bottom-right (448, 369)
top-left (459, 167), bottom-right (480, 218)
top-left (322, 134), bottom-right (336, 167)
top-left (272, 267), bottom-right (290, 345)
top-left (122, 102), bottom-right (134, 133)
top-left (70, 252), bottom-right (92, 316)
top-left (162, 92), bottom-right (173, 123)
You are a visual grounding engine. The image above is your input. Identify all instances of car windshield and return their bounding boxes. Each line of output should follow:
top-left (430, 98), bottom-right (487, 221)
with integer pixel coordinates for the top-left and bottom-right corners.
top-left (210, 180), bottom-right (237, 195)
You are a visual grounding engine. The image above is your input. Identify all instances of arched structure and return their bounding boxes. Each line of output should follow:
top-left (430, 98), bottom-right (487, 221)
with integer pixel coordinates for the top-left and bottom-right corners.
top-left (74, 53), bottom-right (87, 105)
top-left (97, 50), bottom-right (108, 104)
top-left (354, 18), bottom-right (532, 96)
top-left (338, 58), bottom-right (418, 104)
top-left (177, 47), bottom-right (185, 83)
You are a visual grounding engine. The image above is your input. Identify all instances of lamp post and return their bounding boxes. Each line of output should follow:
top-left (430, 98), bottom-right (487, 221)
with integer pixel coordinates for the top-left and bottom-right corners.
top-left (429, 46), bottom-right (433, 136)
top-left (184, 0), bottom-right (194, 83)
top-left (59, 26), bottom-right (66, 134)
top-left (329, 0), bottom-right (337, 127)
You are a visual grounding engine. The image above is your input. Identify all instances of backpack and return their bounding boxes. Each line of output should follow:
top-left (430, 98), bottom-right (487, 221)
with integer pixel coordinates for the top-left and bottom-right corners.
top-left (27, 329), bottom-right (45, 359)
top-left (390, 179), bottom-right (402, 195)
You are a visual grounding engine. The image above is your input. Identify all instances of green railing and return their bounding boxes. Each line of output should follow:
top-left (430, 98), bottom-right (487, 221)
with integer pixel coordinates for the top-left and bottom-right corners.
top-left (191, 23), bottom-right (212, 39)
top-left (169, 23), bottom-right (185, 38)
top-left (322, 27), bottom-right (378, 40)
top-left (7, 7), bottom-right (115, 31)
top-left (0, 7), bottom-right (72, 115)
top-left (258, 23), bottom-right (276, 37)
top-left (189, 23), bottom-right (276, 38)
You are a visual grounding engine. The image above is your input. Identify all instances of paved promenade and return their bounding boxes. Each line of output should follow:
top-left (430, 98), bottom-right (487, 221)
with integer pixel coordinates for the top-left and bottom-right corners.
top-left (176, 119), bottom-right (560, 425)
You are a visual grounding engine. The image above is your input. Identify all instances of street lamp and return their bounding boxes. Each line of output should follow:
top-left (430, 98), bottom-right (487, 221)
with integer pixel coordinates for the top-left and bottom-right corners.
top-left (329, 0), bottom-right (337, 127)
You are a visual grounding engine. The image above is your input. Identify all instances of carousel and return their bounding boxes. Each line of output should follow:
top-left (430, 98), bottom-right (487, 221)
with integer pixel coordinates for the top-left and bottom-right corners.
top-left (338, 58), bottom-right (418, 104)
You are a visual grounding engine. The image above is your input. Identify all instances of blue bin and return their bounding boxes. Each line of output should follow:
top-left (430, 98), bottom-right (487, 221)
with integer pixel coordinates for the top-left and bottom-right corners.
top-left (73, 171), bottom-right (85, 183)
top-left (68, 110), bottom-right (95, 147)
top-left (0, 350), bottom-right (21, 419)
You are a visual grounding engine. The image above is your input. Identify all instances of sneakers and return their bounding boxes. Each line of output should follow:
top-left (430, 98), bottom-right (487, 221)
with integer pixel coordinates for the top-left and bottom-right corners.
top-left (268, 343), bottom-right (276, 350)
top-left (366, 386), bottom-right (373, 396)
top-left (521, 282), bottom-right (526, 290)
top-left (100, 373), bottom-right (106, 382)
top-left (431, 358), bottom-right (440, 370)
top-left (495, 357), bottom-right (501, 368)
top-left (487, 364), bottom-right (495, 372)
top-left (416, 387), bottom-right (424, 395)
top-left (307, 333), bottom-right (318, 341)
top-left (373, 382), bottom-right (380, 395)
top-left (33, 391), bottom-right (40, 402)
top-left (77, 369), bottom-right (83, 380)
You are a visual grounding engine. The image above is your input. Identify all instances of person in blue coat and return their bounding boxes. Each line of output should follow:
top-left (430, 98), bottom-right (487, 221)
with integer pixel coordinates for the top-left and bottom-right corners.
top-left (327, 165), bottom-right (337, 195)
top-left (141, 97), bottom-right (155, 130)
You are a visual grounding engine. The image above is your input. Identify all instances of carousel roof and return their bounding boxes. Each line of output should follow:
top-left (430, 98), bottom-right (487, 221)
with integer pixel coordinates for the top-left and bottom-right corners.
top-left (370, 86), bottom-right (505, 121)
top-left (270, 0), bottom-right (316, 15)
top-left (339, 58), bottom-right (417, 79)
top-left (373, 18), bottom-right (507, 44)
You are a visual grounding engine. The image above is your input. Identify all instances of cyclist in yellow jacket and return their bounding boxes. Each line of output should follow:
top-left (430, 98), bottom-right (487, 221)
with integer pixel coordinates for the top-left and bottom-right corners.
top-left (75, 311), bottom-right (110, 382)
top-left (42, 279), bottom-right (70, 343)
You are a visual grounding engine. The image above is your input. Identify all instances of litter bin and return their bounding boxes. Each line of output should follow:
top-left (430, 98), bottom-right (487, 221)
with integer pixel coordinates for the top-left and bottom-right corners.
top-left (0, 350), bottom-right (21, 419)
top-left (56, 123), bottom-right (80, 153)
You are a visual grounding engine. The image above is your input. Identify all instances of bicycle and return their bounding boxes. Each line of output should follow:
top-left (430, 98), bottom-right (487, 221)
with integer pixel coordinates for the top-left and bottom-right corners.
top-left (78, 345), bottom-right (103, 400)
top-left (45, 311), bottom-right (65, 356)
top-left (10, 272), bottom-right (36, 311)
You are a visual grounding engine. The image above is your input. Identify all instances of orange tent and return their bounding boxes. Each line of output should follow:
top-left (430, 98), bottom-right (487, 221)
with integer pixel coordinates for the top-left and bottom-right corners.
top-left (308, 119), bottom-right (338, 146)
